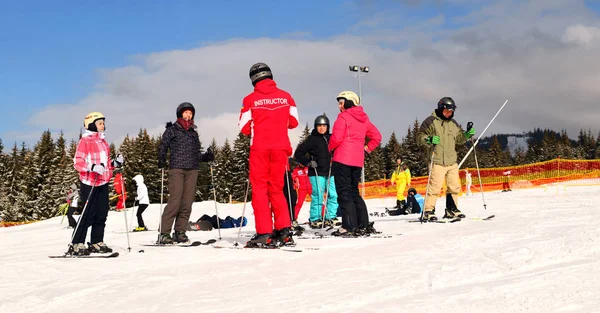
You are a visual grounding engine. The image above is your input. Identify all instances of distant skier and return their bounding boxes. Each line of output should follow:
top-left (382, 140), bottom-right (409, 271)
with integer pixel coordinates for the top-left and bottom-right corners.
top-left (132, 174), bottom-right (149, 232)
top-left (291, 163), bottom-right (312, 228)
top-left (502, 170), bottom-right (512, 192)
top-left (390, 157), bottom-right (411, 210)
top-left (417, 97), bottom-right (475, 221)
top-left (387, 188), bottom-right (422, 215)
top-left (465, 169), bottom-right (473, 196)
top-left (114, 172), bottom-right (126, 212)
top-left (70, 111), bottom-right (123, 255)
top-left (65, 183), bottom-right (79, 228)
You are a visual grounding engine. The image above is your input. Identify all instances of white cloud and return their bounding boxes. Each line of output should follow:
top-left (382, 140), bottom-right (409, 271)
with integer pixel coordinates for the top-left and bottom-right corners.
top-left (9, 0), bottom-right (600, 152)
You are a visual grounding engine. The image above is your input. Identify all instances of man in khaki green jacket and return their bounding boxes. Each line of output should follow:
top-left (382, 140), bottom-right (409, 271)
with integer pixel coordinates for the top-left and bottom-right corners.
top-left (417, 97), bottom-right (475, 221)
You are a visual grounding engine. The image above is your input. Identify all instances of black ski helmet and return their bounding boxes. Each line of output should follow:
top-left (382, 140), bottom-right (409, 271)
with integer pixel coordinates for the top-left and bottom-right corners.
top-left (437, 97), bottom-right (456, 111)
top-left (314, 114), bottom-right (330, 129)
top-left (249, 62), bottom-right (273, 86)
top-left (176, 102), bottom-right (195, 119)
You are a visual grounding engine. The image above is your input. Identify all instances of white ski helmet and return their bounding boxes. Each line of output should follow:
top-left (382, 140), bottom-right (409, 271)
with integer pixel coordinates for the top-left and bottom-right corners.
top-left (83, 112), bottom-right (105, 130)
top-left (336, 91), bottom-right (360, 106)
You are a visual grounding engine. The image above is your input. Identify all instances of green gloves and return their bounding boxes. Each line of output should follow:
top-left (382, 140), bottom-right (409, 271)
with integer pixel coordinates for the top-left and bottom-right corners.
top-left (465, 127), bottom-right (475, 139)
top-left (425, 136), bottom-right (440, 145)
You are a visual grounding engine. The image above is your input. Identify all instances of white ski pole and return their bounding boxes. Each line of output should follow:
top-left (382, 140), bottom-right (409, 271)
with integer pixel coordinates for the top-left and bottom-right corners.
top-left (235, 179), bottom-right (250, 245)
top-left (210, 164), bottom-right (222, 240)
top-left (458, 99), bottom-right (508, 169)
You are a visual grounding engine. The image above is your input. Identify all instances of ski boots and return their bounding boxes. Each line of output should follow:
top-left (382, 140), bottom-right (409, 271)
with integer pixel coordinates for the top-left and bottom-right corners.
top-left (158, 233), bottom-right (174, 245)
top-left (245, 233), bottom-right (274, 248)
top-left (273, 227), bottom-right (295, 247)
top-left (172, 231), bottom-right (190, 243)
top-left (292, 220), bottom-right (305, 232)
top-left (308, 220), bottom-right (323, 229)
top-left (444, 207), bottom-right (465, 219)
top-left (421, 210), bottom-right (438, 222)
top-left (88, 242), bottom-right (113, 253)
top-left (69, 243), bottom-right (90, 256)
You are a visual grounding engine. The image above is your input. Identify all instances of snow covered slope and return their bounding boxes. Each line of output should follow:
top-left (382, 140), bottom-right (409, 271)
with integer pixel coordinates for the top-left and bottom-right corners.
top-left (1, 186), bottom-right (599, 313)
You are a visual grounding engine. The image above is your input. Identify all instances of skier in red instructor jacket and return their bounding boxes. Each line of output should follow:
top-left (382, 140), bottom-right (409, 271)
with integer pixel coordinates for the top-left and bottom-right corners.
top-left (238, 62), bottom-right (299, 247)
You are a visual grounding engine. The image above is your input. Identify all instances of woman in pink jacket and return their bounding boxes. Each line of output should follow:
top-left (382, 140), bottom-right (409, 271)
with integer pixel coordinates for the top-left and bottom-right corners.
top-left (328, 91), bottom-right (382, 236)
top-left (70, 112), bottom-right (123, 255)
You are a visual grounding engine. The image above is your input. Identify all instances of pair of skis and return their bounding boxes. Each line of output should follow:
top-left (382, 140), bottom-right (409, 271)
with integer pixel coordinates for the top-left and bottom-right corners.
top-left (48, 239), bottom-right (218, 258)
top-left (140, 239), bottom-right (217, 247)
top-left (49, 252), bottom-right (120, 259)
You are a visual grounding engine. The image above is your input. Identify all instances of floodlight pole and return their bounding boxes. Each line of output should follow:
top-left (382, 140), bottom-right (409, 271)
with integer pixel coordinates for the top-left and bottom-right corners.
top-left (349, 65), bottom-right (369, 197)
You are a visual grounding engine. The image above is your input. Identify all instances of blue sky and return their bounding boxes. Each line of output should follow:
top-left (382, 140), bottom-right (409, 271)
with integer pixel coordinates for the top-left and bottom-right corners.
top-left (1, 1), bottom-right (600, 150)
top-left (0, 1), bottom-right (345, 131)
top-left (0, 1), bottom-right (481, 133)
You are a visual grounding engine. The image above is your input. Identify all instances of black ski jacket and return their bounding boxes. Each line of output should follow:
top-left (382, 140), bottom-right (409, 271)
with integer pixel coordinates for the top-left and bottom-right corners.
top-left (294, 129), bottom-right (332, 177)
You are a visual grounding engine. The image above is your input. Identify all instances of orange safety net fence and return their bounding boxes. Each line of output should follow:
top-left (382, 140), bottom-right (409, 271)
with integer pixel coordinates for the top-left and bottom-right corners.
top-left (3, 158), bottom-right (599, 226)
top-left (360, 158), bottom-right (600, 199)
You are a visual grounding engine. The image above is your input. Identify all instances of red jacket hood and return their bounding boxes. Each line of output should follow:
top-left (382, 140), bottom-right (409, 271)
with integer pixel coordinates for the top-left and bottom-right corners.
top-left (344, 106), bottom-right (368, 123)
top-left (253, 78), bottom-right (278, 94)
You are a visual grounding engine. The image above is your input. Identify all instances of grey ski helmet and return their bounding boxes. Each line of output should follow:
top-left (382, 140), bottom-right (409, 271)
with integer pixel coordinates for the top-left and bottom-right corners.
top-left (314, 114), bottom-right (330, 129)
top-left (437, 97), bottom-right (456, 111)
top-left (176, 102), bottom-right (195, 119)
top-left (249, 62), bottom-right (273, 86)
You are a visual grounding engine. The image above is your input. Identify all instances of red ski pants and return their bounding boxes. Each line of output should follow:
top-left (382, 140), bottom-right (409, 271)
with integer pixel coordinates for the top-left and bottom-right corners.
top-left (249, 148), bottom-right (291, 234)
top-left (294, 188), bottom-right (309, 220)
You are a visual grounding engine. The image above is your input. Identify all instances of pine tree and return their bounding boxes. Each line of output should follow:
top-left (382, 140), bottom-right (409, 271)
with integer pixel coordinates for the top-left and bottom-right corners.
top-left (214, 139), bottom-right (233, 203)
top-left (28, 131), bottom-right (56, 219)
top-left (364, 144), bottom-right (385, 180)
top-left (231, 133), bottom-right (251, 202)
top-left (7, 143), bottom-right (33, 221)
top-left (201, 139), bottom-right (220, 202)
top-left (401, 120), bottom-right (429, 177)
top-left (383, 132), bottom-right (402, 178)
top-left (576, 129), bottom-right (596, 160)
top-left (299, 123), bottom-right (311, 145)
top-left (485, 136), bottom-right (511, 167)
top-left (47, 131), bottom-right (77, 217)
top-left (558, 130), bottom-right (573, 159)
top-left (541, 130), bottom-right (560, 160)
top-left (513, 146), bottom-right (526, 165)
top-left (0, 138), bottom-right (8, 221)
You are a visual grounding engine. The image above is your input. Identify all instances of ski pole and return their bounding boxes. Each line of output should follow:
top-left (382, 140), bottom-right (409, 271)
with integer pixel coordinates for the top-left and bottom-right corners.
top-left (120, 172), bottom-right (131, 252)
top-left (285, 164), bottom-right (294, 225)
top-left (209, 164), bottom-right (222, 240)
top-left (311, 165), bottom-right (322, 228)
top-left (420, 148), bottom-right (436, 224)
top-left (69, 175), bottom-right (98, 249)
top-left (158, 168), bottom-right (165, 244)
top-left (235, 178), bottom-right (250, 245)
top-left (467, 122), bottom-right (488, 212)
top-left (320, 159), bottom-right (333, 228)
top-left (458, 99), bottom-right (508, 169)
top-left (128, 199), bottom-right (137, 231)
